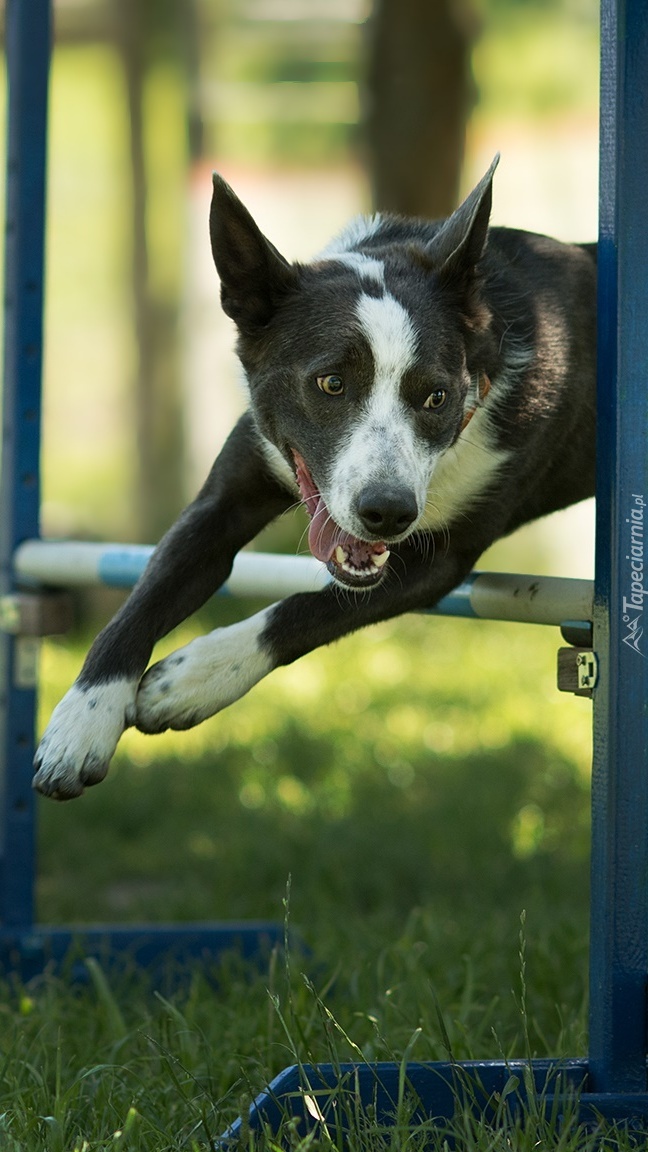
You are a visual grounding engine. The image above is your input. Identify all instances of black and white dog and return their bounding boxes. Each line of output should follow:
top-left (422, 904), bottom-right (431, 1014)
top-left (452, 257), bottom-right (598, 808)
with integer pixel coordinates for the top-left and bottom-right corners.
top-left (33, 157), bottom-right (596, 800)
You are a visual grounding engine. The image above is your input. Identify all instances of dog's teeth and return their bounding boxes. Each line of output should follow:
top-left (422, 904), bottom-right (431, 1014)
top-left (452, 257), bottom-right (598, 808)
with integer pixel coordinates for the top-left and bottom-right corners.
top-left (372, 550), bottom-right (390, 569)
top-left (335, 546), bottom-right (348, 565)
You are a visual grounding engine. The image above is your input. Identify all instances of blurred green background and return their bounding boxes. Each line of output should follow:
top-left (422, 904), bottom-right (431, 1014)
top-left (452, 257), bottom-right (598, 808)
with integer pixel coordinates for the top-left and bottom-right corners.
top-left (2, 0), bottom-right (597, 954)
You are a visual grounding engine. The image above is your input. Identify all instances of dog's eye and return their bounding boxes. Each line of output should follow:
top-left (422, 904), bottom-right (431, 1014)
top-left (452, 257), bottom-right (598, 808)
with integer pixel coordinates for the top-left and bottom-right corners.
top-left (317, 374), bottom-right (344, 396)
top-left (423, 388), bottom-right (447, 410)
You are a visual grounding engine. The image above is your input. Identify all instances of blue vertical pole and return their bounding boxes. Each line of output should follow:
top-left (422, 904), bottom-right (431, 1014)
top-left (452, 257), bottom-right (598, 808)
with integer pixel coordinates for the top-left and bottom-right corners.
top-left (0, 0), bottom-right (51, 929)
top-left (590, 0), bottom-right (648, 1093)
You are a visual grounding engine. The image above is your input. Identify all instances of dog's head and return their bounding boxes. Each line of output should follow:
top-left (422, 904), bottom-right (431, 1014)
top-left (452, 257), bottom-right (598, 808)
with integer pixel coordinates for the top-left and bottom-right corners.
top-left (209, 159), bottom-right (499, 589)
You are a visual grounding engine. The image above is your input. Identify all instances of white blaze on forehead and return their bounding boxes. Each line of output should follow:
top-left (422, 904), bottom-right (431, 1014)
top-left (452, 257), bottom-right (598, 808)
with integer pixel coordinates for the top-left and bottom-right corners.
top-left (331, 251), bottom-right (385, 285)
top-left (321, 290), bottom-right (430, 540)
top-left (317, 216), bottom-right (385, 286)
top-left (355, 292), bottom-right (418, 396)
top-left (318, 212), bottom-right (383, 255)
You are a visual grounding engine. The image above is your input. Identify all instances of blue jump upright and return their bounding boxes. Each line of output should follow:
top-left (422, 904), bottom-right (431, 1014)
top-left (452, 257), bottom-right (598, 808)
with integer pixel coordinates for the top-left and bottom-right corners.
top-left (0, 0), bottom-right (50, 946)
top-left (0, 0), bottom-right (283, 982)
top-left (589, 0), bottom-right (648, 1098)
top-left (1, 0), bottom-right (648, 1136)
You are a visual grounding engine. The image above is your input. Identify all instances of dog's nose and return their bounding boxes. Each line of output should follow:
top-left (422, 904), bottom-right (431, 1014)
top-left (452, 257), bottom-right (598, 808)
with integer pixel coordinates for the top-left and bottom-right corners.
top-left (356, 485), bottom-right (418, 538)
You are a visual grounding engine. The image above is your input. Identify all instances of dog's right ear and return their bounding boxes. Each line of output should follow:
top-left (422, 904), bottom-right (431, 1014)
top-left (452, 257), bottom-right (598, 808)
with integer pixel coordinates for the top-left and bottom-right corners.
top-left (210, 175), bottom-right (299, 333)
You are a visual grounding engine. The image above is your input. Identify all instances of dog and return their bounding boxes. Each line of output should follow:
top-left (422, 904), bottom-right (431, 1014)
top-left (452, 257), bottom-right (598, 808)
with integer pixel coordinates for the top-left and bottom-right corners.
top-left (33, 156), bottom-right (597, 800)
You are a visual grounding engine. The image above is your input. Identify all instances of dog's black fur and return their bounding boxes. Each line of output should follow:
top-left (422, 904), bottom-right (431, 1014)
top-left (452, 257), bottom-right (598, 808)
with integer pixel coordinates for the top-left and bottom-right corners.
top-left (33, 159), bottom-right (596, 799)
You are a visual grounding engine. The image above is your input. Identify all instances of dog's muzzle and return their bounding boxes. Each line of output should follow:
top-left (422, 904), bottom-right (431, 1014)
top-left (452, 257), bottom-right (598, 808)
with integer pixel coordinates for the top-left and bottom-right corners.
top-left (292, 451), bottom-right (394, 589)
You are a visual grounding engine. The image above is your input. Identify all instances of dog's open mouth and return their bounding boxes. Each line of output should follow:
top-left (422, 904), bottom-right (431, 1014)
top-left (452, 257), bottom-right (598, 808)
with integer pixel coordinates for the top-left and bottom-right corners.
top-left (292, 451), bottom-right (389, 588)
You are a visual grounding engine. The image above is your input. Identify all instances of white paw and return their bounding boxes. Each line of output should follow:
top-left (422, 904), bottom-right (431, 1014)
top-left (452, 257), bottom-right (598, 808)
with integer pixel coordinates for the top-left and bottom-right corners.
top-left (33, 680), bottom-right (137, 800)
top-left (136, 611), bottom-right (274, 734)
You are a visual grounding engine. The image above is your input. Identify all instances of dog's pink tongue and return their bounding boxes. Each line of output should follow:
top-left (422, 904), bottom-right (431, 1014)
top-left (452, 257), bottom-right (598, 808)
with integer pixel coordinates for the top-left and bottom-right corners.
top-left (308, 498), bottom-right (381, 567)
top-left (293, 450), bottom-right (387, 568)
top-left (293, 452), bottom-right (339, 562)
top-left (307, 497), bottom-right (345, 563)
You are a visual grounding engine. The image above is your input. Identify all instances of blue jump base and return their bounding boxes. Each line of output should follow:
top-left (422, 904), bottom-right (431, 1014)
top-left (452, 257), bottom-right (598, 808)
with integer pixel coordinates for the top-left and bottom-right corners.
top-left (222, 1060), bottom-right (648, 1142)
top-left (2, 0), bottom-right (648, 1141)
top-left (0, 922), bottom-right (285, 987)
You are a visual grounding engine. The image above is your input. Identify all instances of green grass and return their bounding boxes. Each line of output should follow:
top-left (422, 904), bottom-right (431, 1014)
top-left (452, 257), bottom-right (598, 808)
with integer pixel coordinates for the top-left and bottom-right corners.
top-left (0, 931), bottom-right (601, 1151)
top-left (35, 608), bottom-right (592, 929)
top-left (3, 607), bottom-right (610, 1149)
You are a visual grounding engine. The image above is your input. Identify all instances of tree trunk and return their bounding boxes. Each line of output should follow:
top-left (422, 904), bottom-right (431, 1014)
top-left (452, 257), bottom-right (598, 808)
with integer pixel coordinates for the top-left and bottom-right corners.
top-left (363, 0), bottom-right (478, 219)
top-left (114, 0), bottom-right (186, 543)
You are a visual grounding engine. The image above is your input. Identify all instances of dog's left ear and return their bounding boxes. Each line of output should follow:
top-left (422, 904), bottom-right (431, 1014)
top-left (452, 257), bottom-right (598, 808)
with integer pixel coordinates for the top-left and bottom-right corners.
top-left (210, 174), bottom-right (299, 333)
top-left (426, 154), bottom-right (499, 281)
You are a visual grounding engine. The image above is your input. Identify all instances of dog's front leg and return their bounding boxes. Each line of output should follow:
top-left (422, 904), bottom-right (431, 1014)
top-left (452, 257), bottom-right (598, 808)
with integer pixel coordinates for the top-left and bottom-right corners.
top-left (135, 538), bottom-right (479, 734)
top-left (33, 414), bottom-right (293, 799)
top-left (135, 602), bottom-right (280, 733)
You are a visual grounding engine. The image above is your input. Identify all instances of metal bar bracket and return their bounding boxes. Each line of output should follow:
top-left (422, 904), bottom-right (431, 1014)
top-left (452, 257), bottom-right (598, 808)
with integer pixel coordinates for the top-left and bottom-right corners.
top-left (557, 647), bottom-right (599, 697)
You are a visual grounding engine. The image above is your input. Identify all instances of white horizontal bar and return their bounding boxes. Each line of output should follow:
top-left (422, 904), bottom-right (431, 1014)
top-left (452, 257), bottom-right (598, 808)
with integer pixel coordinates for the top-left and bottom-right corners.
top-left (14, 540), bottom-right (330, 600)
top-left (457, 571), bottom-right (594, 626)
top-left (13, 540), bottom-right (594, 626)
